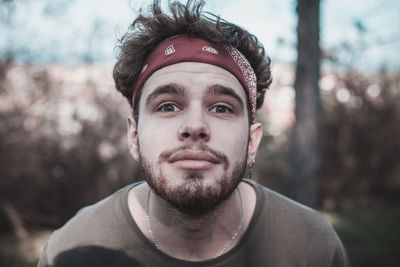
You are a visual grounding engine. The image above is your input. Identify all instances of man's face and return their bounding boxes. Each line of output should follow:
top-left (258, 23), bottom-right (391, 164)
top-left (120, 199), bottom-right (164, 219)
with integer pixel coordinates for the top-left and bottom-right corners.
top-left (128, 62), bottom-right (262, 216)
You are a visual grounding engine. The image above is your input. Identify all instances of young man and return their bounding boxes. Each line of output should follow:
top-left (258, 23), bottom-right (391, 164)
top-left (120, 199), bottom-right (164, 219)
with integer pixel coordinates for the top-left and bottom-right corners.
top-left (38, 0), bottom-right (350, 266)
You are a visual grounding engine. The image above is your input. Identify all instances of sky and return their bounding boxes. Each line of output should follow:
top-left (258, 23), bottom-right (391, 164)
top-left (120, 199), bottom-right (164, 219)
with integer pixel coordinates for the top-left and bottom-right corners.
top-left (1, 0), bottom-right (399, 69)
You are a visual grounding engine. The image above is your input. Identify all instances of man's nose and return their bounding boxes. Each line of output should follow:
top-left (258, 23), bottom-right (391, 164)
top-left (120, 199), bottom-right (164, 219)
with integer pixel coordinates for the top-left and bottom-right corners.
top-left (177, 109), bottom-right (210, 142)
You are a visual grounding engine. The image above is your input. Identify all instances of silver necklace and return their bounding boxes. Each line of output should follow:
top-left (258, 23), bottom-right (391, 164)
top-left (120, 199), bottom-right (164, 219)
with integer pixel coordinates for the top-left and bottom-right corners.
top-left (145, 187), bottom-right (244, 257)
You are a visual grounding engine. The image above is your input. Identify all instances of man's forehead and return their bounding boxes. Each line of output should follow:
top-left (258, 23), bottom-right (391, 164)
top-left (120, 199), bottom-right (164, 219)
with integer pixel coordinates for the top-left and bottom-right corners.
top-left (141, 62), bottom-right (246, 98)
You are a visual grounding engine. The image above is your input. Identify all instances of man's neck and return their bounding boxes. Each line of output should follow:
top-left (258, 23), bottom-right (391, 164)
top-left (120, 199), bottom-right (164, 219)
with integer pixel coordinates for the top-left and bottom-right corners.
top-left (127, 181), bottom-right (256, 261)
top-left (148, 186), bottom-right (241, 258)
top-left (151, 191), bottom-right (222, 234)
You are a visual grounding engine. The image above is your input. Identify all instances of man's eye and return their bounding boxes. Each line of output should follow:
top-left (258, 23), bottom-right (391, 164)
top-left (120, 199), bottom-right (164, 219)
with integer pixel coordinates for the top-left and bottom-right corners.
top-left (157, 103), bottom-right (180, 112)
top-left (210, 105), bottom-right (233, 114)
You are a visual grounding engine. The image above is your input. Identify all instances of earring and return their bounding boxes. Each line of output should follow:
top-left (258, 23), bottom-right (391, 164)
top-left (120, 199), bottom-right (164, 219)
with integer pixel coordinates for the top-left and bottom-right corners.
top-left (249, 158), bottom-right (255, 180)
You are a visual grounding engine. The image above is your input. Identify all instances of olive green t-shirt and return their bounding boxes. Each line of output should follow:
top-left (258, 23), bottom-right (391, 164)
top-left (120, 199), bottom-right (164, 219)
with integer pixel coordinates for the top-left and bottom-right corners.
top-left (38, 180), bottom-right (350, 267)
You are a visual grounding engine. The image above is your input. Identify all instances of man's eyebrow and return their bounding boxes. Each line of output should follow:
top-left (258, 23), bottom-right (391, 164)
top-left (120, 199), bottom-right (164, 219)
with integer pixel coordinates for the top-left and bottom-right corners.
top-left (207, 84), bottom-right (244, 108)
top-left (145, 83), bottom-right (186, 106)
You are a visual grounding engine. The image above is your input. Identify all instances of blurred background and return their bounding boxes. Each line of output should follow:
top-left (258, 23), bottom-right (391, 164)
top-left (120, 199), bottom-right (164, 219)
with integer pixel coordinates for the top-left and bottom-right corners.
top-left (0, 0), bottom-right (399, 266)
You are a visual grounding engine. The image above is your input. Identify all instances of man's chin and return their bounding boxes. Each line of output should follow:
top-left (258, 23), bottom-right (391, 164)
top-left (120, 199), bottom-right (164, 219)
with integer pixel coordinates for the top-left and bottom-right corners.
top-left (151, 178), bottom-right (229, 217)
top-left (140, 156), bottom-right (246, 216)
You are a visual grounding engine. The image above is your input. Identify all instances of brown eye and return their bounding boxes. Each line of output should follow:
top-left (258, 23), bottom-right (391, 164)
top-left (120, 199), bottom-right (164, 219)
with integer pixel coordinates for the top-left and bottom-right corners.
top-left (158, 103), bottom-right (180, 112)
top-left (211, 105), bottom-right (233, 114)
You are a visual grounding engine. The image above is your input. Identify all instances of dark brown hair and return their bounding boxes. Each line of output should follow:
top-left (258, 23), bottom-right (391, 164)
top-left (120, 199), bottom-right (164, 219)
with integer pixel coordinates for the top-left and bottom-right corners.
top-left (113, 0), bottom-right (272, 120)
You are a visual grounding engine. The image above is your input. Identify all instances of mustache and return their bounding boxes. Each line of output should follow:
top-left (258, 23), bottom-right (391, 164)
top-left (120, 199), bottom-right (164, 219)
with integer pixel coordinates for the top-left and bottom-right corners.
top-left (158, 144), bottom-right (229, 170)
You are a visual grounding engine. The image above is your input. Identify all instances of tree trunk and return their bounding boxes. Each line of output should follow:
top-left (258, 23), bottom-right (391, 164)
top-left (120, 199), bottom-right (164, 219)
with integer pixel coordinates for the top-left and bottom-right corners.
top-left (288, 0), bottom-right (321, 208)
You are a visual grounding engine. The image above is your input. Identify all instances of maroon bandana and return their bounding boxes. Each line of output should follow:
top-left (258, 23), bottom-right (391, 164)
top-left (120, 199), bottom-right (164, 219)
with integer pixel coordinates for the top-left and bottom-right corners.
top-left (132, 34), bottom-right (257, 123)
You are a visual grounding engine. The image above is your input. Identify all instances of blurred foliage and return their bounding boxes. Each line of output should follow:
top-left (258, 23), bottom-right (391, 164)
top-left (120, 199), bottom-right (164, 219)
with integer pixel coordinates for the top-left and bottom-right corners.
top-left (0, 61), bottom-right (140, 232)
top-left (318, 69), bottom-right (400, 209)
top-left (254, 67), bottom-right (400, 210)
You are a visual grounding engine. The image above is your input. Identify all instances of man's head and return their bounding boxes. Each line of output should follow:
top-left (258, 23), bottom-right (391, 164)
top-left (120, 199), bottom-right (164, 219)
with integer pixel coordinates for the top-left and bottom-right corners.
top-left (113, 0), bottom-right (272, 123)
top-left (113, 0), bottom-right (271, 216)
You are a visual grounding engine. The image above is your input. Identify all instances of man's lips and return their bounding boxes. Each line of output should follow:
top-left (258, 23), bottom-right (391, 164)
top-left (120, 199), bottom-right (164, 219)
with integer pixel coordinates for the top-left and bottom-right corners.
top-left (168, 150), bottom-right (221, 170)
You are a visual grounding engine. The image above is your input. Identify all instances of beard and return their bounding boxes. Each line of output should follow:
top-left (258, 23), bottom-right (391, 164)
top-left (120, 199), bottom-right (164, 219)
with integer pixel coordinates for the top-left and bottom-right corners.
top-left (138, 145), bottom-right (247, 217)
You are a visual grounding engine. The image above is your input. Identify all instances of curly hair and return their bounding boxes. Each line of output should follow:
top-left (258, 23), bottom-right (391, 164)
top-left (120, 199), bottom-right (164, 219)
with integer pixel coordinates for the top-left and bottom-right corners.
top-left (113, 0), bottom-right (272, 120)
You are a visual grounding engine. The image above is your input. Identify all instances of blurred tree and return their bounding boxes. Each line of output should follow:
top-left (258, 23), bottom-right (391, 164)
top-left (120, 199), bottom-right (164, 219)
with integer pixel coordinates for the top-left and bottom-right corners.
top-left (287, 0), bottom-right (321, 208)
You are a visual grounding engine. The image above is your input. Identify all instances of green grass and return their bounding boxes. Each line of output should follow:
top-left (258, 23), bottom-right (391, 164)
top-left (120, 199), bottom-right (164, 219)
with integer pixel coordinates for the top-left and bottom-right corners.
top-left (1, 209), bottom-right (399, 267)
top-left (325, 209), bottom-right (400, 267)
top-left (0, 230), bottom-right (51, 267)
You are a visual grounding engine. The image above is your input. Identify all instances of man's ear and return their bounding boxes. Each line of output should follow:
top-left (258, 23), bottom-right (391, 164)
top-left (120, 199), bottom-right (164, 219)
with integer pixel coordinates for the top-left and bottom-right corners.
top-left (127, 115), bottom-right (139, 161)
top-left (247, 122), bottom-right (263, 165)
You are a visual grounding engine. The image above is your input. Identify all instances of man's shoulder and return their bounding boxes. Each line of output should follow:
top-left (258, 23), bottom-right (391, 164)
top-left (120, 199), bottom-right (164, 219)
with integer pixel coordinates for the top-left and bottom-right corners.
top-left (248, 179), bottom-right (332, 229)
top-left (42, 182), bottom-right (141, 266)
top-left (246, 180), bottom-right (348, 265)
top-left (48, 188), bottom-right (121, 244)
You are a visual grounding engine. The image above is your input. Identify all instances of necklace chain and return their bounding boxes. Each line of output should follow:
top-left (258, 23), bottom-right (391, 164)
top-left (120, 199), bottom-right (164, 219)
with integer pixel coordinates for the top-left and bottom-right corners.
top-left (145, 187), bottom-right (244, 257)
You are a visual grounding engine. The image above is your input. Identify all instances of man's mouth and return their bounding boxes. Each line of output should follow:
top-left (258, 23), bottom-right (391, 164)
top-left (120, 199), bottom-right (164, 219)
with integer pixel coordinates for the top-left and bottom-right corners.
top-left (168, 150), bottom-right (221, 170)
